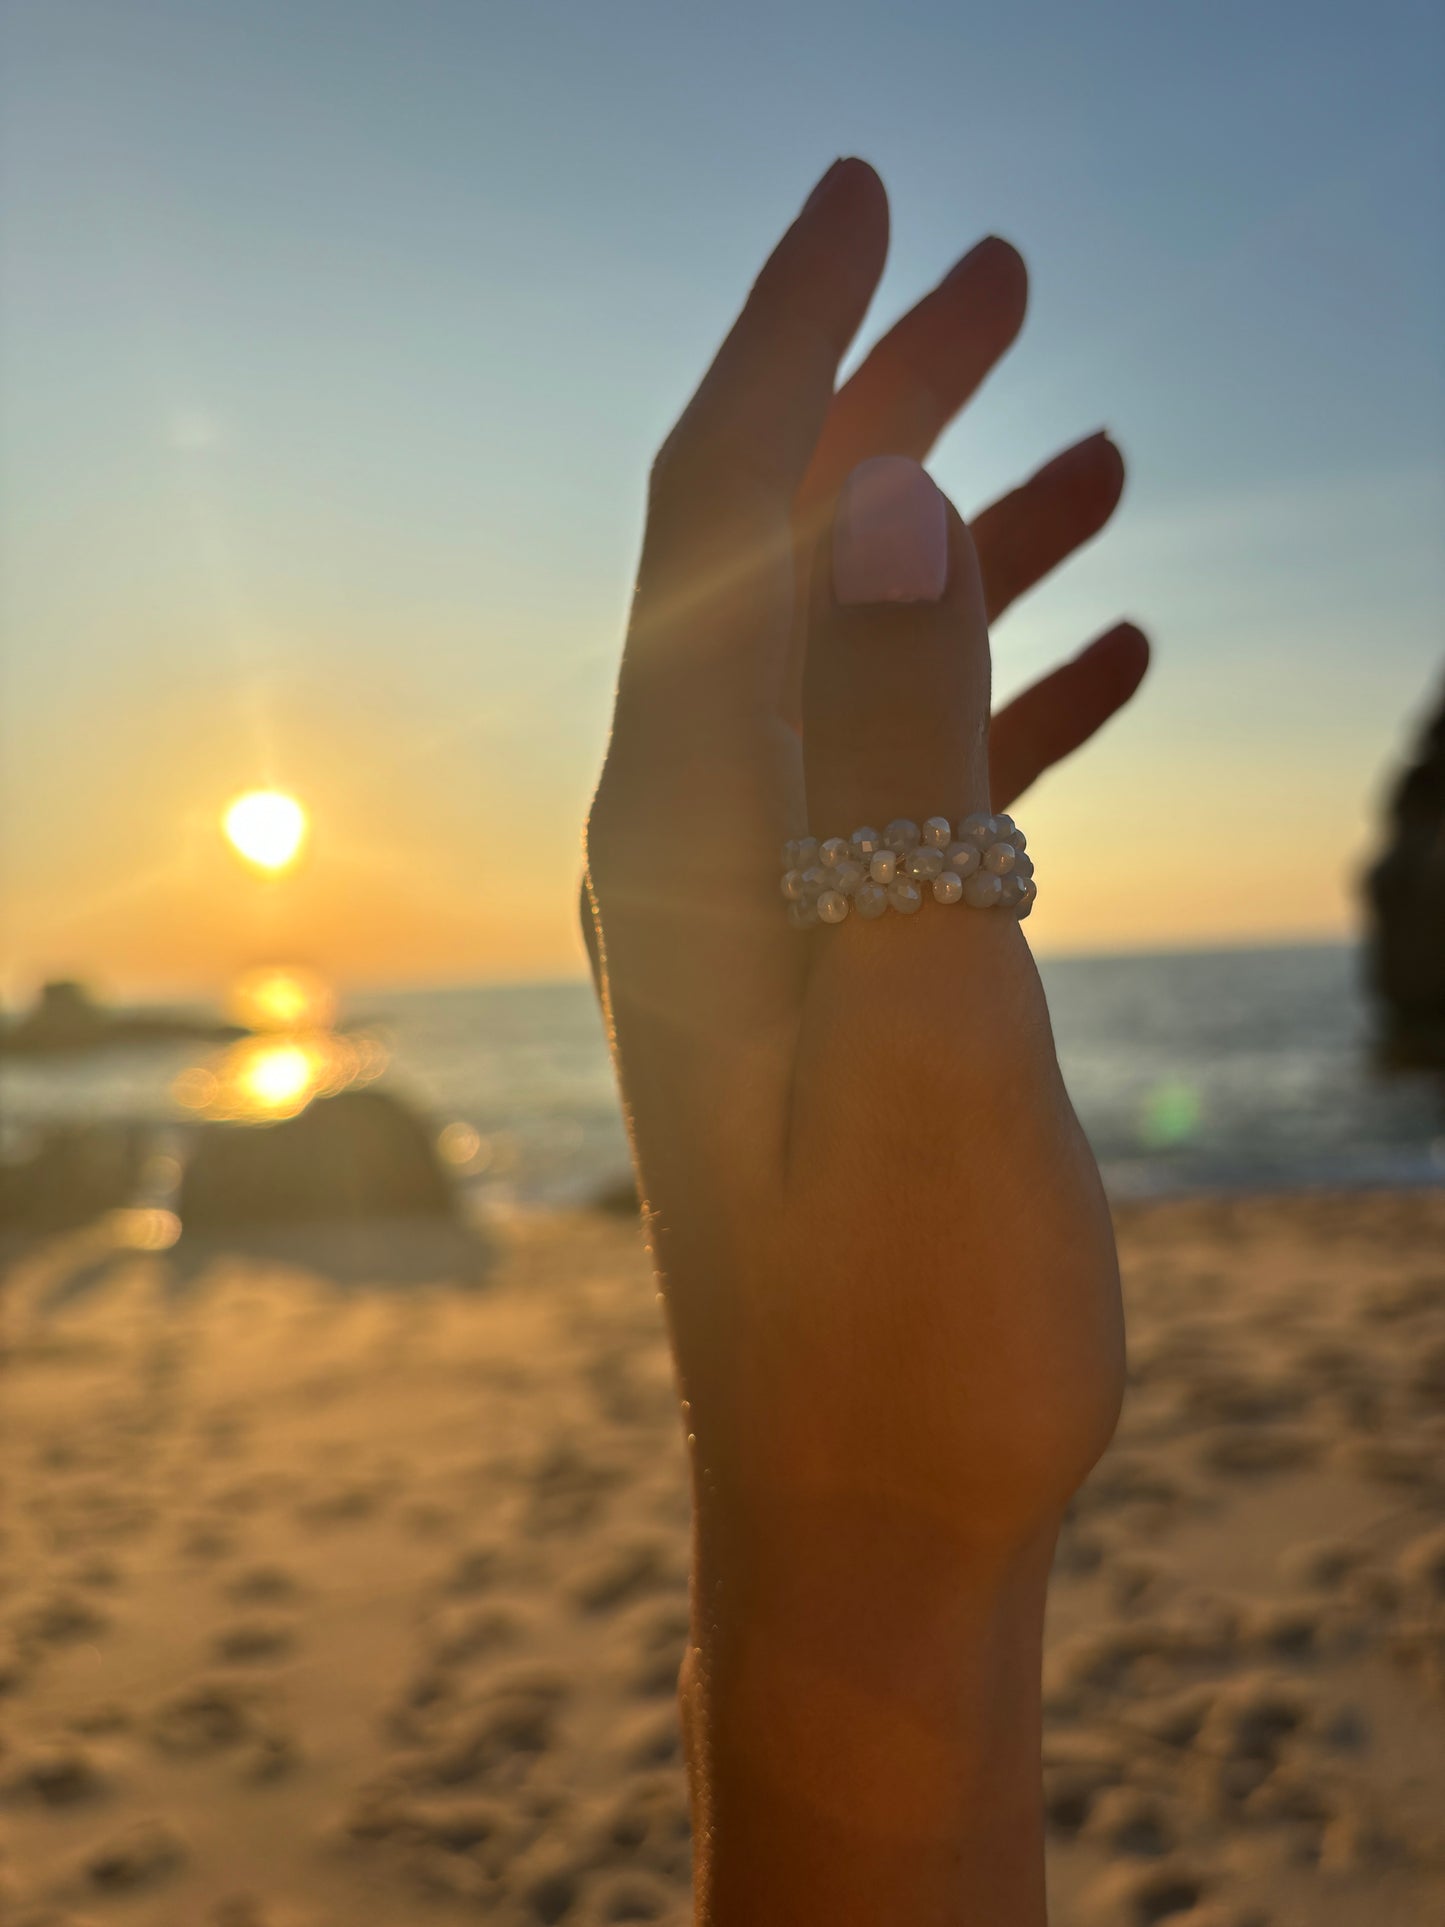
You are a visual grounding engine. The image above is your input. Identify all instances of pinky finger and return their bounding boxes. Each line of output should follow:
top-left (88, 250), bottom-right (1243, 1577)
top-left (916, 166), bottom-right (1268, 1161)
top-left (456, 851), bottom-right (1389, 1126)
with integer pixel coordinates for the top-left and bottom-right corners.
top-left (988, 623), bottom-right (1150, 810)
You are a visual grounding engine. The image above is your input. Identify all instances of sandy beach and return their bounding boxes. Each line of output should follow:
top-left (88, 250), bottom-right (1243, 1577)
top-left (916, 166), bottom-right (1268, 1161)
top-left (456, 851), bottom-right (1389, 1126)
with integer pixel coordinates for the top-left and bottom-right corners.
top-left (3, 1189), bottom-right (1443, 1927)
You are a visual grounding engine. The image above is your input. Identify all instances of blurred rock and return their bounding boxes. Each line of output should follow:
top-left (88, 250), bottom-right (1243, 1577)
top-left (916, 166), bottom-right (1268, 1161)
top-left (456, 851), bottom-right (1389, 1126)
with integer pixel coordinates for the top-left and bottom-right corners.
top-left (0, 979), bottom-right (240, 1056)
top-left (1366, 678), bottom-right (1445, 1068)
top-left (0, 1123), bottom-right (145, 1233)
top-left (590, 1173), bottom-right (641, 1215)
top-left (179, 1090), bottom-right (457, 1231)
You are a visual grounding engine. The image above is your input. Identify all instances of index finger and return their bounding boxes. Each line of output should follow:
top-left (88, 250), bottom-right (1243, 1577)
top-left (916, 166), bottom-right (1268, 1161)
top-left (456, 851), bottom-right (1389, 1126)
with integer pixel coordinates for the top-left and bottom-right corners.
top-left (620, 159), bottom-right (889, 725)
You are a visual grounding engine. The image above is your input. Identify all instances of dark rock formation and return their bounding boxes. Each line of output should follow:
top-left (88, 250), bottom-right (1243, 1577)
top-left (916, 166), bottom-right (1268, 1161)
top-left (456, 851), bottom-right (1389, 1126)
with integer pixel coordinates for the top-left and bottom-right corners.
top-left (0, 1124), bottom-right (146, 1233)
top-left (1366, 678), bottom-right (1445, 1069)
top-left (178, 1088), bottom-right (457, 1232)
top-left (0, 980), bottom-right (242, 1056)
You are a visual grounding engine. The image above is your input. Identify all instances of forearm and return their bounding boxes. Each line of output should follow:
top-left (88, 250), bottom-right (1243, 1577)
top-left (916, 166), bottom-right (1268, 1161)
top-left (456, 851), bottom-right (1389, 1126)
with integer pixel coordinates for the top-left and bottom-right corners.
top-left (684, 1496), bottom-right (1058, 1927)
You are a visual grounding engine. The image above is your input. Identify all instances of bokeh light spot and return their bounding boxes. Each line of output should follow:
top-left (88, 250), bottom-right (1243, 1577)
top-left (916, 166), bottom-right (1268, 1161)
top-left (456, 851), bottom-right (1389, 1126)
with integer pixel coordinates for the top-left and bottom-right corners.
top-left (1140, 1078), bottom-right (1203, 1149)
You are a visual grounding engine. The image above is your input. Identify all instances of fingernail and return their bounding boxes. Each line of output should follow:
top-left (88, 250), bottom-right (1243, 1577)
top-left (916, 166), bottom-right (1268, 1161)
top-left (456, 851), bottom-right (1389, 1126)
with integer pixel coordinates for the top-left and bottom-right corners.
top-left (833, 456), bottom-right (949, 606)
top-left (944, 233), bottom-right (1018, 285)
top-left (1042, 428), bottom-right (1114, 479)
top-left (802, 157), bottom-right (848, 215)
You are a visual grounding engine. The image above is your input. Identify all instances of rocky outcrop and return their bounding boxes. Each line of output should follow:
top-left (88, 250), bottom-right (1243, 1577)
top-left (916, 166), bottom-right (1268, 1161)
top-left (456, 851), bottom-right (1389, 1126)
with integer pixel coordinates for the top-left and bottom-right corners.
top-left (178, 1089), bottom-right (457, 1232)
top-left (1366, 679), bottom-right (1445, 1069)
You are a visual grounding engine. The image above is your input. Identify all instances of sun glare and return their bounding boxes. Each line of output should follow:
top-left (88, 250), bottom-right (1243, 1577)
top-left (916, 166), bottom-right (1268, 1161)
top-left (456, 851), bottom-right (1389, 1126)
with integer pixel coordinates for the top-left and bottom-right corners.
top-left (238, 1040), bottom-right (319, 1111)
top-left (223, 790), bottom-right (307, 872)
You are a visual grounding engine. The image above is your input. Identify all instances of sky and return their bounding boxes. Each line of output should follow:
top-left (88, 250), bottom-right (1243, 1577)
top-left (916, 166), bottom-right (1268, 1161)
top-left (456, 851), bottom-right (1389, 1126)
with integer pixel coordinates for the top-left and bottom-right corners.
top-left (2, 0), bottom-right (1442, 998)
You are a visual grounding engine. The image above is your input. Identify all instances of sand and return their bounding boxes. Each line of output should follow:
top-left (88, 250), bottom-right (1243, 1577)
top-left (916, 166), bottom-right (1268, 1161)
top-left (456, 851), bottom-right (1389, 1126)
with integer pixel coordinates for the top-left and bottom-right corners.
top-left (2, 1190), bottom-right (1443, 1926)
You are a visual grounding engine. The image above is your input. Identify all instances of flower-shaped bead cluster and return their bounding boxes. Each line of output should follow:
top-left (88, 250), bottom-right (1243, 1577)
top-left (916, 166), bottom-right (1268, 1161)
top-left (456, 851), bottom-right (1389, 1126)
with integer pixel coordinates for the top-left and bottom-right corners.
top-left (781, 814), bottom-right (1035, 927)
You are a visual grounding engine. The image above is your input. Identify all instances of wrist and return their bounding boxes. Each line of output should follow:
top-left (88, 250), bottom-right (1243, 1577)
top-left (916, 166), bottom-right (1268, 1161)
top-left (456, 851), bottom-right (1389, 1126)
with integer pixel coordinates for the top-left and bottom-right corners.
top-left (683, 1494), bottom-right (1055, 1925)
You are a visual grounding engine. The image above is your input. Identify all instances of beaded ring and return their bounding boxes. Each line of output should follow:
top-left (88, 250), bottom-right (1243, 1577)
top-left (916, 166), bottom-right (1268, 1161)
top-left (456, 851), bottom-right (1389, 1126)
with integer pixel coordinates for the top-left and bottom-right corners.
top-left (781, 814), bottom-right (1035, 927)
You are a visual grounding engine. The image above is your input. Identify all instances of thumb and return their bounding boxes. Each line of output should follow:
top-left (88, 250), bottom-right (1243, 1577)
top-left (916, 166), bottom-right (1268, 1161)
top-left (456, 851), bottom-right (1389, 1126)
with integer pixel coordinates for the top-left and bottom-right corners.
top-left (799, 456), bottom-right (1032, 922)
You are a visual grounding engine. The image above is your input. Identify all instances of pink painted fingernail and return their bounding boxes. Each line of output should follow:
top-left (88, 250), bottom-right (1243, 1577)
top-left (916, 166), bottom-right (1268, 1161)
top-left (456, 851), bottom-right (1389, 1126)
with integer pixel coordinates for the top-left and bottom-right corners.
top-left (832, 456), bottom-right (949, 606)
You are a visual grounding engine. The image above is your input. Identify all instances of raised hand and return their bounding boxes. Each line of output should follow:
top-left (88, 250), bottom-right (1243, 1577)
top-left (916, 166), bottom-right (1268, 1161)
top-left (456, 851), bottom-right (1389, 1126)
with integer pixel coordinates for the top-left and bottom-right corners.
top-left (585, 159), bottom-right (1139, 1927)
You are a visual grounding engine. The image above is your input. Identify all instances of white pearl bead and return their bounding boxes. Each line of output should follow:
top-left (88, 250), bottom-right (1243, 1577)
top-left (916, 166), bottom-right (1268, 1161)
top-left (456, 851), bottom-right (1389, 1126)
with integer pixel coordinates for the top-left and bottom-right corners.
top-left (989, 813), bottom-right (1016, 841)
top-left (854, 880), bottom-right (889, 919)
top-left (869, 850), bottom-right (898, 885)
top-left (800, 866), bottom-right (828, 897)
top-left (921, 815), bottom-right (952, 849)
top-left (947, 842), bottom-right (980, 878)
top-left (788, 898), bottom-right (819, 929)
top-left (780, 869), bottom-right (805, 900)
top-left (1009, 828), bottom-right (1027, 853)
top-left (932, 871), bottom-right (964, 904)
top-left (850, 826), bottom-right (882, 859)
top-left (820, 836), bottom-right (851, 868)
top-left (983, 841), bottom-right (1016, 876)
top-left (905, 847), bottom-right (943, 880)
top-left (1014, 851), bottom-right (1034, 881)
top-left (831, 859), bottom-right (865, 895)
top-left (884, 818), bottom-right (920, 853)
top-left (816, 890), bottom-right (849, 924)
top-left (962, 870), bottom-right (1004, 909)
top-left (1017, 878), bottom-right (1038, 919)
top-left (957, 812), bottom-right (994, 848)
top-left (795, 836), bottom-right (820, 869)
top-left (997, 872), bottom-right (1028, 906)
top-left (888, 878), bottom-right (923, 914)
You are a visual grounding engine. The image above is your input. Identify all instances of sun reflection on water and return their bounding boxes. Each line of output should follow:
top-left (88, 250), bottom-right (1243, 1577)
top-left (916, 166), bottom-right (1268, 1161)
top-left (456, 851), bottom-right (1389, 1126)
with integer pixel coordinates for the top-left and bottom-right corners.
top-left (174, 967), bottom-right (386, 1123)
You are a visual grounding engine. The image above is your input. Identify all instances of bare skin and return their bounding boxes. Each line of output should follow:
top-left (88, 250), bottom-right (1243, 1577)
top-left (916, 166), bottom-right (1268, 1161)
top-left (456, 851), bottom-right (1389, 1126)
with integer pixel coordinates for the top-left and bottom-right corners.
top-left (585, 158), bottom-right (1147, 1926)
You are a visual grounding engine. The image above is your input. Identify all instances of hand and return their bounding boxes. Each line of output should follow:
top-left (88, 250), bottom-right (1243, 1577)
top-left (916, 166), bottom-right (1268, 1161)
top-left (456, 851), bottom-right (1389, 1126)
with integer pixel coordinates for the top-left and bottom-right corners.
top-left (585, 159), bottom-right (1140, 1926)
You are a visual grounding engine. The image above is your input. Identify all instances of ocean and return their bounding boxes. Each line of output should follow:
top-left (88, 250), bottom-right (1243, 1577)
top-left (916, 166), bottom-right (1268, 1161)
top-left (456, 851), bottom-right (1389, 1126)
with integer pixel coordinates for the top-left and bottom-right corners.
top-left (3, 943), bottom-right (1442, 1209)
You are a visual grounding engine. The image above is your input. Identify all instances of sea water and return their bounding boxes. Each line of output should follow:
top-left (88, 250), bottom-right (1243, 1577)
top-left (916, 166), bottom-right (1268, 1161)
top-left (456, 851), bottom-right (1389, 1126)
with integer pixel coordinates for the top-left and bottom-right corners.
top-left (3, 944), bottom-right (1441, 1207)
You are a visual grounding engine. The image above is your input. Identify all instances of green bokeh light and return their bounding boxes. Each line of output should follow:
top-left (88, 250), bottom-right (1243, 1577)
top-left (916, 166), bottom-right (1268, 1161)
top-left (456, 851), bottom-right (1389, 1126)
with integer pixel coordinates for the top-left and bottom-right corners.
top-left (1140, 1078), bottom-right (1202, 1149)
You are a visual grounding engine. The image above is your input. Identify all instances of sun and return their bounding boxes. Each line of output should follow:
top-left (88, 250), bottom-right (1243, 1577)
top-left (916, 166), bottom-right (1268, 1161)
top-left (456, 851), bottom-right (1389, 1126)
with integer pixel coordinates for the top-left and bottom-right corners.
top-left (223, 790), bottom-right (307, 872)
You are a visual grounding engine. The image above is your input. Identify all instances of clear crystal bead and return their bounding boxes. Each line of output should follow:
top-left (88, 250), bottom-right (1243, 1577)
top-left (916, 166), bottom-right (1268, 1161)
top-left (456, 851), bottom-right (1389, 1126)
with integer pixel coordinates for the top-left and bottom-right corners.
top-left (905, 847), bottom-right (944, 880)
top-left (883, 818), bottom-right (920, 853)
top-left (962, 870), bottom-right (1004, 909)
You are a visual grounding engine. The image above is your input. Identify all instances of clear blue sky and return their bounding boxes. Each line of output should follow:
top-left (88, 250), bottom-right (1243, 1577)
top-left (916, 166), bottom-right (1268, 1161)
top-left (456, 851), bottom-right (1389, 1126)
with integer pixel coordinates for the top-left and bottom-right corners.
top-left (2, 0), bottom-right (1442, 989)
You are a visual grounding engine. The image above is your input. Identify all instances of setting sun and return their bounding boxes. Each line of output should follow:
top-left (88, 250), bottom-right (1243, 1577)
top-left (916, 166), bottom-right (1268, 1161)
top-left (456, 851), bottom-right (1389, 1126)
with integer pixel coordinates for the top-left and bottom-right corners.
top-left (223, 790), bottom-right (307, 872)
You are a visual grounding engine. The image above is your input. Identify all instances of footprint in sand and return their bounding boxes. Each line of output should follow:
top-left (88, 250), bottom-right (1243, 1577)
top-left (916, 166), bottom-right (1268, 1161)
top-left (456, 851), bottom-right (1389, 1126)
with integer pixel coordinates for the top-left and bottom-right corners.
top-left (81, 1816), bottom-right (187, 1892)
top-left (212, 1617), bottom-right (297, 1664)
top-left (622, 1600), bottom-right (690, 1699)
top-left (613, 1705), bottom-right (682, 1772)
top-left (524, 1442), bottom-right (622, 1537)
top-left (579, 1865), bottom-right (681, 1922)
top-left (1200, 1425), bottom-right (1324, 1476)
top-left (1082, 1857), bottom-right (1216, 1926)
top-left (1276, 1538), bottom-right (1362, 1592)
top-left (426, 1600), bottom-right (525, 1668)
top-left (569, 1541), bottom-right (682, 1615)
top-left (437, 1542), bottom-right (503, 1596)
top-left (592, 1773), bottom-right (691, 1881)
top-left (148, 1677), bottom-right (260, 1756)
top-left (224, 1563), bottom-right (305, 1606)
top-left (391, 1666), bottom-right (571, 1791)
top-left (1080, 1784), bottom-right (1180, 1859)
top-left (15, 1588), bottom-right (110, 1651)
top-left (5, 1740), bottom-right (111, 1806)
